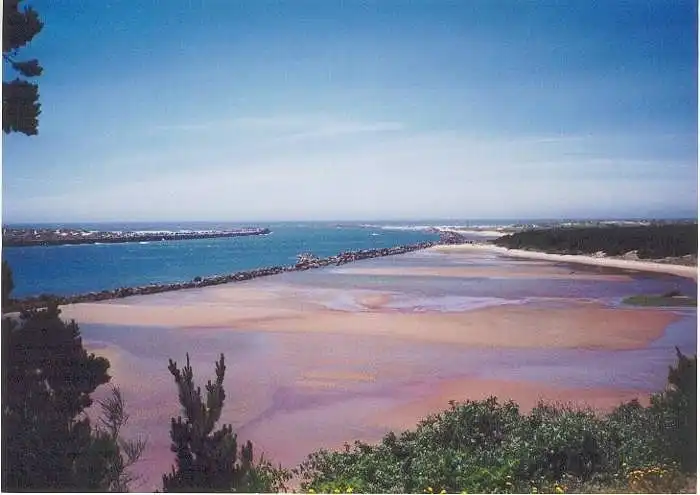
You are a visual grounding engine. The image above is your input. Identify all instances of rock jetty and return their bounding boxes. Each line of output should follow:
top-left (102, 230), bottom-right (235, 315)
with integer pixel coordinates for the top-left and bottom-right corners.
top-left (5, 240), bottom-right (437, 312)
top-left (2, 227), bottom-right (271, 247)
top-left (438, 230), bottom-right (468, 245)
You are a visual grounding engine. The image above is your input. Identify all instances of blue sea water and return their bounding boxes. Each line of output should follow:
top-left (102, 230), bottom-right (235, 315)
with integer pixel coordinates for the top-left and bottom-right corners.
top-left (3, 221), bottom-right (446, 298)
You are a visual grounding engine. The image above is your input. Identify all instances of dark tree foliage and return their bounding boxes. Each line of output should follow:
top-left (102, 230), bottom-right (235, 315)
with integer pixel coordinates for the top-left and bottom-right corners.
top-left (93, 386), bottom-right (149, 491)
top-left (163, 353), bottom-right (254, 492)
top-left (2, 260), bottom-right (14, 310)
top-left (1, 303), bottom-right (110, 490)
top-left (494, 224), bottom-right (698, 259)
top-left (1, 300), bottom-right (146, 491)
top-left (3, 0), bottom-right (44, 135)
top-left (163, 353), bottom-right (290, 492)
top-left (651, 347), bottom-right (697, 472)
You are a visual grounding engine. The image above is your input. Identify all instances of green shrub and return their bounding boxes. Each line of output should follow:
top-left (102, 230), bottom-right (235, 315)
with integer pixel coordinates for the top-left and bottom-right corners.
top-left (297, 350), bottom-right (697, 494)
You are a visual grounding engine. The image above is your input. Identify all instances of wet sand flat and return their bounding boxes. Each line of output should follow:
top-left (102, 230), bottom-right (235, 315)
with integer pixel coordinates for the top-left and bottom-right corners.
top-left (63, 295), bottom-right (677, 350)
top-left (85, 330), bottom-right (664, 491)
top-left (331, 265), bottom-right (634, 281)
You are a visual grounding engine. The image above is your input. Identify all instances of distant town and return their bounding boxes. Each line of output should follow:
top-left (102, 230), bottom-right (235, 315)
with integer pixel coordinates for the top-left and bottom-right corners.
top-left (2, 227), bottom-right (271, 247)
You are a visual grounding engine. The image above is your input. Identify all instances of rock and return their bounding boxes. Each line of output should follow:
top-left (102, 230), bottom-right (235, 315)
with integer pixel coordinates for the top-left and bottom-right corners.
top-left (13, 240), bottom-right (438, 311)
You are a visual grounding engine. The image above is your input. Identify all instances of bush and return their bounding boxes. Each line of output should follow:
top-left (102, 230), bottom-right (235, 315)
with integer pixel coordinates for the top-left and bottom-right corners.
top-left (297, 351), bottom-right (697, 494)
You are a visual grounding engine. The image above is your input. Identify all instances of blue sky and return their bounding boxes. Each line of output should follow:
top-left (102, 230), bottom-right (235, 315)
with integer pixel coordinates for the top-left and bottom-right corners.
top-left (2, 0), bottom-right (697, 222)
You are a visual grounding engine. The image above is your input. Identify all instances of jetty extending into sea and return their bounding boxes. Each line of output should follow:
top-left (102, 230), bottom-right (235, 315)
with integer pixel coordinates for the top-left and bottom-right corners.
top-left (2, 227), bottom-right (271, 247)
top-left (4, 239), bottom-right (437, 312)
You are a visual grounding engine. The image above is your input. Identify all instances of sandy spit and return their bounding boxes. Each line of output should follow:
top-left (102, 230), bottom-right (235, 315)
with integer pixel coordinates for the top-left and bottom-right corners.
top-left (432, 243), bottom-right (698, 280)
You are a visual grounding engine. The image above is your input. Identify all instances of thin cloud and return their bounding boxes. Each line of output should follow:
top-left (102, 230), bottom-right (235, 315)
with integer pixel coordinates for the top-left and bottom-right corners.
top-left (149, 115), bottom-right (405, 142)
top-left (278, 121), bottom-right (404, 142)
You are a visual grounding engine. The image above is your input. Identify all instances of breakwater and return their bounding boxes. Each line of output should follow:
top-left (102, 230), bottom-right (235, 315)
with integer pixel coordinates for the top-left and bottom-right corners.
top-left (4, 240), bottom-right (436, 312)
top-left (2, 227), bottom-right (271, 247)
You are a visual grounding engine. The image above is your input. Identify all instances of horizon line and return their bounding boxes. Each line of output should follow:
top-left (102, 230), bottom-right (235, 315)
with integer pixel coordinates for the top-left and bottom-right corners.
top-left (3, 216), bottom-right (698, 226)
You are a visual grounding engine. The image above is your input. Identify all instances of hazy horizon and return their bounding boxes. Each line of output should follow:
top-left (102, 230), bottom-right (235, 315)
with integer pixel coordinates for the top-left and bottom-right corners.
top-left (3, 215), bottom-right (698, 228)
top-left (2, 1), bottom-right (697, 222)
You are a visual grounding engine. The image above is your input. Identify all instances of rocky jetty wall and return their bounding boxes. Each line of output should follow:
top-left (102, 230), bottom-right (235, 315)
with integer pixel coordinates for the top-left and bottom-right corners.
top-left (3, 228), bottom-right (271, 247)
top-left (5, 240), bottom-right (437, 312)
top-left (438, 230), bottom-right (469, 244)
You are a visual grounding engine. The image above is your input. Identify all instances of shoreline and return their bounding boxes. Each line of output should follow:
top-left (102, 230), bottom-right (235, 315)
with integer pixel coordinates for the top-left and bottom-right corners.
top-left (5, 240), bottom-right (436, 312)
top-left (432, 243), bottom-right (698, 280)
top-left (2, 227), bottom-right (271, 247)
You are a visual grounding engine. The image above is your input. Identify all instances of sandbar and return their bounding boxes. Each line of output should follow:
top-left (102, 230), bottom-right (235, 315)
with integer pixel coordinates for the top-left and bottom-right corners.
top-left (432, 243), bottom-right (698, 280)
top-left (333, 265), bottom-right (633, 281)
top-left (63, 288), bottom-right (678, 351)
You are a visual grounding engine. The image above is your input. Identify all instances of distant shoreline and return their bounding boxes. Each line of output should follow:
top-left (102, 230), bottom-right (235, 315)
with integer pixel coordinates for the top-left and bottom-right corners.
top-left (2, 227), bottom-right (271, 247)
top-left (432, 243), bottom-right (698, 280)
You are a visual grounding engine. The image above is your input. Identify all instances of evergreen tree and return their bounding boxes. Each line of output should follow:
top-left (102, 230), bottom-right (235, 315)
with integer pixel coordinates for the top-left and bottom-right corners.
top-left (91, 386), bottom-right (148, 492)
top-left (2, 260), bottom-right (14, 310)
top-left (163, 353), bottom-right (261, 492)
top-left (3, 0), bottom-right (44, 135)
top-left (650, 347), bottom-right (697, 472)
top-left (1, 303), bottom-right (145, 491)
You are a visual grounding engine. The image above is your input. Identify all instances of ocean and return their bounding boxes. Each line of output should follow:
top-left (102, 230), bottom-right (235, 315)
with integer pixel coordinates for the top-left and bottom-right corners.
top-left (3, 221), bottom-right (462, 298)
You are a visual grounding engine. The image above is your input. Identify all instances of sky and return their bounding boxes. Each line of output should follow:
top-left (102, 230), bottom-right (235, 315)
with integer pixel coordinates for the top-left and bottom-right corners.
top-left (2, 0), bottom-right (698, 223)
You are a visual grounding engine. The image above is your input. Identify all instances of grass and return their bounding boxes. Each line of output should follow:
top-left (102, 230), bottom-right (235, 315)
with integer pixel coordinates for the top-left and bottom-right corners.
top-left (622, 294), bottom-right (697, 307)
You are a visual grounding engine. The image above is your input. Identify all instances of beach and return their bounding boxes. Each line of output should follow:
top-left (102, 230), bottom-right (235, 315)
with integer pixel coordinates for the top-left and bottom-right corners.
top-left (66, 245), bottom-right (696, 491)
top-left (432, 242), bottom-right (698, 279)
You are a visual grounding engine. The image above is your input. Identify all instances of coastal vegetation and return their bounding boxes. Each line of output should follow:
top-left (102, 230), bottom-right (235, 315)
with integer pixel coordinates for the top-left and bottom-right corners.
top-left (296, 349), bottom-right (697, 494)
top-left (2, 260), bottom-right (13, 308)
top-left (3, 0), bottom-right (43, 135)
top-left (622, 290), bottom-right (697, 307)
top-left (1, 303), bottom-right (146, 491)
top-left (493, 224), bottom-right (698, 259)
top-left (163, 354), bottom-right (291, 492)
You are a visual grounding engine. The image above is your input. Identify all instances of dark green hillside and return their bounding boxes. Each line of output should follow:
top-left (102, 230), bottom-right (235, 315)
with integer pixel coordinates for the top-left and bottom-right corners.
top-left (493, 224), bottom-right (697, 259)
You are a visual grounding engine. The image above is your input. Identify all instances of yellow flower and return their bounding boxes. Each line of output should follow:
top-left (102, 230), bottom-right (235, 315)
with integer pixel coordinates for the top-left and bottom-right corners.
top-left (333, 489), bottom-right (340, 494)
top-left (308, 490), bottom-right (315, 494)
top-left (346, 488), bottom-right (353, 493)
top-left (554, 486), bottom-right (564, 494)
top-left (427, 487), bottom-right (434, 494)
top-left (440, 490), bottom-right (447, 494)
